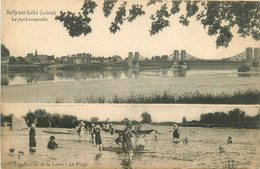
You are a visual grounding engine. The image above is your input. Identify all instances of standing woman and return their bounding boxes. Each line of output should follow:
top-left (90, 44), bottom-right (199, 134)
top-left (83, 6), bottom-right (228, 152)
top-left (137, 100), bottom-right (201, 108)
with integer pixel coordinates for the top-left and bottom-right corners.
top-left (79, 121), bottom-right (85, 141)
top-left (122, 122), bottom-right (133, 161)
top-left (94, 125), bottom-right (103, 152)
top-left (29, 123), bottom-right (36, 152)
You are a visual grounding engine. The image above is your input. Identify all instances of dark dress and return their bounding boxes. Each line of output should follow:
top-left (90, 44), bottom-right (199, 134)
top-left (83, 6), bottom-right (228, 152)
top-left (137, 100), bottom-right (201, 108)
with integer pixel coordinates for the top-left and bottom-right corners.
top-left (29, 128), bottom-right (36, 147)
top-left (47, 140), bottom-right (58, 150)
top-left (91, 127), bottom-right (95, 141)
top-left (173, 129), bottom-right (180, 139)
top-left (122, 128), bottom-right (132, 153)
top-left (95, 129), bottom-right (102, 144)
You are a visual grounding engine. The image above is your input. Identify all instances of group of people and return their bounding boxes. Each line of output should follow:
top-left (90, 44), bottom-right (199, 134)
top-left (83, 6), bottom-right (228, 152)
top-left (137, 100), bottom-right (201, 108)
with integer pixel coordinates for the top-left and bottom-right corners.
top-left (29, 123), bottom-right (59, 152)
top-left (77, 121), bottom-right (146, 161)
top-left (76, 121), bottom-right (114, 152)
top-left (27, 121), bottom-right (233, 162)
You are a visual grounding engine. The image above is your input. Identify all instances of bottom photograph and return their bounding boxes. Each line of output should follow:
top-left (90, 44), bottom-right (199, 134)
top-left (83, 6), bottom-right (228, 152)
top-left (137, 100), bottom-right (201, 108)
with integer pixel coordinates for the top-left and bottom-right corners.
top-left (1, 104), bottom-right (260, 169)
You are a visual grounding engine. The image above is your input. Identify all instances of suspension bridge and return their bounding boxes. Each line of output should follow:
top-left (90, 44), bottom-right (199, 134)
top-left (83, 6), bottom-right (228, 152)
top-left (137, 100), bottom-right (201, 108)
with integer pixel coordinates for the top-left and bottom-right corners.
top-left (123, 47), bottom-right (260, 69)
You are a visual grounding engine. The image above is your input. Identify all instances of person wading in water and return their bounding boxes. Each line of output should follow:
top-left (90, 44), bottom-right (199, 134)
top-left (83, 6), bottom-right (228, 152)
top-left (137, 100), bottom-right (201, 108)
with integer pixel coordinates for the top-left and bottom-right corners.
top-left (170, 124), bottom-right (180, 143)
top-left (122, 121), bottom-right (133, 161)
top-left (29, 123), bottom-right (36, 152)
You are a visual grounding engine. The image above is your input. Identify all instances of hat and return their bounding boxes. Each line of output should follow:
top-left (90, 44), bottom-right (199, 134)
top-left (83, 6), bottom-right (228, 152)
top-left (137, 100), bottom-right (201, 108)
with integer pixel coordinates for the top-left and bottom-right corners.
top-left (91, 124), bottom-right (95, 127)
top-left (80, 121), bottom-right (85, 126)
top-left (18, 151), bottom-right (24, 155)
top-left (50, 136), bottom-right (55, 140)
top-left (96, 125), bottom-right (101, 129)
top-left (9, 148), bottom-right (15, 152)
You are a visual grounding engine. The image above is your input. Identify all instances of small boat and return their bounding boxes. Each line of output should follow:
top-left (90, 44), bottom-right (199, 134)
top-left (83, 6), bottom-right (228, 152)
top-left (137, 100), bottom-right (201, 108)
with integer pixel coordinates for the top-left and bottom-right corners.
top-left (42, 130), bottom-right (76, 134)
top-left (115, 129), bottom-right (154, 134)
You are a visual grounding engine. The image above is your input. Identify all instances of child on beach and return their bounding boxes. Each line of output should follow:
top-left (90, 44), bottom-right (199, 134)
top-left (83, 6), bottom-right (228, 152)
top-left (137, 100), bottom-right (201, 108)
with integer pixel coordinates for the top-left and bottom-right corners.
top-left (109, 123), bottom-right (115, 135)
top-left (170, 124), bottom-right (180, 143)
top-left (47, 136), bottom-right (59, 150)
top-left (29, 123), bottom-right (36, 152)
top-left (227, 136), bottom-right (233, 144)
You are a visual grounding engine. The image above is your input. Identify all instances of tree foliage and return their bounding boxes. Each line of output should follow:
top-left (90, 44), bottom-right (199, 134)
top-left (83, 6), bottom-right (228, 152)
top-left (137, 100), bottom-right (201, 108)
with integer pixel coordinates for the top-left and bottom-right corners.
top-left (141, 111), bottom-right (152, 123)
top-left (55, 1), bottom-right (260, 48)
top-left (1, 44), bottom-right (10, 57)
top-left (182, 116), bottom-right (187, 123)
top-left (199, 108), bottom-right (259, 128)
top-left (1, 113), bottom-right (13, 125)
top-left (90, 116), bottom-right (99, 123)
top-left (121, 117), bottom-right (130, 125)
top-left (23, 109), bottom-right (78, 128)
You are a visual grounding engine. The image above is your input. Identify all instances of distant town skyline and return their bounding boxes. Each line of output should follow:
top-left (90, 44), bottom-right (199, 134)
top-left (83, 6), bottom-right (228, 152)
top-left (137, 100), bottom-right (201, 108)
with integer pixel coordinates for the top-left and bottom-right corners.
top-left (2, 0), bottom-right (259, 60)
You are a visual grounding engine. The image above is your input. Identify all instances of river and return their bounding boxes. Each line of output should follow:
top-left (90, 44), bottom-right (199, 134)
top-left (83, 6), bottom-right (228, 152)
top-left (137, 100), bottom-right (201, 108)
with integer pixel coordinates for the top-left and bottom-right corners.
top-left (1, 126), bottom-right (259, 168)
top-left (1, 68), bottom-right (259, 103)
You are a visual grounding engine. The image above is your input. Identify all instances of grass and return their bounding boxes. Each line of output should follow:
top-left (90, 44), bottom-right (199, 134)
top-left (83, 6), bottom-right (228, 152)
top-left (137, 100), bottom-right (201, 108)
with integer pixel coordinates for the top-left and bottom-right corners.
top-left (55, 88), bottom-right (260, 104)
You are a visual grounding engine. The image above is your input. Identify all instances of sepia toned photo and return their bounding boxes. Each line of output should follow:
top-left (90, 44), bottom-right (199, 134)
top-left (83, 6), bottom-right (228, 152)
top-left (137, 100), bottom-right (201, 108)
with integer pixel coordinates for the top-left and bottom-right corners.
top-left (1, 0), bottom-right (259, 104)
top-left (1, 0), bottom-right (260, 168)
top-left (1, 104), bottom-right (260, 168)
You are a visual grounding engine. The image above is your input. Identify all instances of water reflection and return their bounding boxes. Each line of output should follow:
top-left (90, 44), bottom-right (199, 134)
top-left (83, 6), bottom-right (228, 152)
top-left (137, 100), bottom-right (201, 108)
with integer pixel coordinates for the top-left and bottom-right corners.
top-left (2, 68), bottom-right (251, 86)
top-left (172, 70), bottom-right (187, 77)
top-left (121, 158), bottom-right (132, 169)
top-left (95, 153), bottom-right (102, 161)
top-left (2, 69), bottom-right (146, 85)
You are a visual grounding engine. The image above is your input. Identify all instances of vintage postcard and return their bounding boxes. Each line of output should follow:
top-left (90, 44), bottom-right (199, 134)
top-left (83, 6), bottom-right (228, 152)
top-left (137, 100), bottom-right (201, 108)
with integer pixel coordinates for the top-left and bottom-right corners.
top-left (1, 0), bottom-right (260, 168)
top-left (1, 0), bottom-right (259, 104)
top-left (1, 104), bottom-right (260, 168)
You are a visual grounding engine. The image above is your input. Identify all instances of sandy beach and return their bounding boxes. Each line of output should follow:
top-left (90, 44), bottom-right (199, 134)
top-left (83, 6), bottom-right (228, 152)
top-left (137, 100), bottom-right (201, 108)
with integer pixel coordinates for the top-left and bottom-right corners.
top-left (1, 126), bottom-right (260, 169)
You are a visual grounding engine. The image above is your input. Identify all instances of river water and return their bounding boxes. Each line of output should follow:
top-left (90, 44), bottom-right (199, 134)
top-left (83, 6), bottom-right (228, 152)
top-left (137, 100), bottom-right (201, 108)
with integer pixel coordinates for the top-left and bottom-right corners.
top-left (1, 68), bottom-right (259, 103)
top-left (1, 68), bottom-right (255, 86)
top-left (1, 126), bottom-right (259, 168)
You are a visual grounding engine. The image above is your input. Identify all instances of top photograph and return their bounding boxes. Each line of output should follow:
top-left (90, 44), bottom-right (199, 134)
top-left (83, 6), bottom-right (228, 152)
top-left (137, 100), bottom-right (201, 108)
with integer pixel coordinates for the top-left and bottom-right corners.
top-left (1, 0), bottom-right (260, 104)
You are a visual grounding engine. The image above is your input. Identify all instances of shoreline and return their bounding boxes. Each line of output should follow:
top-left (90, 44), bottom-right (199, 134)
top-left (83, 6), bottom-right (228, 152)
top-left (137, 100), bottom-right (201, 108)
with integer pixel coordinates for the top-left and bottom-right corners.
top-left (2, 75), bottom-right (259, 103)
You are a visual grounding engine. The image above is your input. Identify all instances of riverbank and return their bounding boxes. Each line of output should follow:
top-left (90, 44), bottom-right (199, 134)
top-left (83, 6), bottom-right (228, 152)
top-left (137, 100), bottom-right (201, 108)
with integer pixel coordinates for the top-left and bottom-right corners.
top-left (2, 60), bottom-right (243, 72)
top-left (2, 74), bottom-right (259, 103)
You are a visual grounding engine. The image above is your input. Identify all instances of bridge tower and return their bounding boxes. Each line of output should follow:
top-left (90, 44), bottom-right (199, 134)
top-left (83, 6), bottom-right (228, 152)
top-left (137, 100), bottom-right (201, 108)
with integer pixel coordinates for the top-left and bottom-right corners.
top-left (174, 50), bottom-right (179, 61)
top-left (253, 48), bottom-right (260, 62)
top-left (181, 50), bottom-right (186, 61)
top-left (134, 52), bottom-right (139, 68)
top-left (128, 52), bottom-right (133, 68)
top-left (246, 47), bottom-right (253, 63)
top-left (127, 51), bottom-right (139, 69)
top-left (253, 48), bottom-right (260, 67)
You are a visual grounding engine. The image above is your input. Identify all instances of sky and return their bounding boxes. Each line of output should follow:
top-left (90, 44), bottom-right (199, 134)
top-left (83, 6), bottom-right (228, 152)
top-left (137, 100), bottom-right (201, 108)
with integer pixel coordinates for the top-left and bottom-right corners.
top-left (1, 0), bottom-right (259, 59)
top-left (1, 103), bottom-right (259, 122)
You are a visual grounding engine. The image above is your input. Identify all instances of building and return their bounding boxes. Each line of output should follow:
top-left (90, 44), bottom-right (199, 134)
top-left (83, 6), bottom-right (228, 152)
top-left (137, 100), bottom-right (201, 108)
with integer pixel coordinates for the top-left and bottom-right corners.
top-left (26, 50), bottom-right (55, 64)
